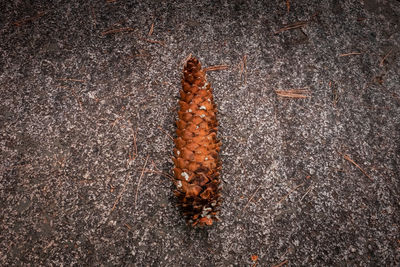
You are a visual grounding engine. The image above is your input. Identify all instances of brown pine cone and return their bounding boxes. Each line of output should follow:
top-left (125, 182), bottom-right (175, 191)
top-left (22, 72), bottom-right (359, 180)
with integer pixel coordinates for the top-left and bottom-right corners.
top-left (172, 57), bottom-right (222, 227)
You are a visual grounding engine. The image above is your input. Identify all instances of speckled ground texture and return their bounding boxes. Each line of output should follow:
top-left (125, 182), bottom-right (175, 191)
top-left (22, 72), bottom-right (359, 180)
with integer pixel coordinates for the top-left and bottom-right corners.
top-left (1, 0), bottom-right (399, 266)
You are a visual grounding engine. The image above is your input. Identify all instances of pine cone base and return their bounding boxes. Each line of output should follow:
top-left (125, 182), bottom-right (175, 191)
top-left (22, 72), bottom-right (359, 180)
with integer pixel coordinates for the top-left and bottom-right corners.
top-left (172, 57), bottom-right (222, 227)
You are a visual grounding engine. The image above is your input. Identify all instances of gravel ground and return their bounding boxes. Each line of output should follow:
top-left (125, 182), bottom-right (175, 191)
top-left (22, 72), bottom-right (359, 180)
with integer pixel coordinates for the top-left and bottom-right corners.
top-left (1, 0), bottom-right (399, 266)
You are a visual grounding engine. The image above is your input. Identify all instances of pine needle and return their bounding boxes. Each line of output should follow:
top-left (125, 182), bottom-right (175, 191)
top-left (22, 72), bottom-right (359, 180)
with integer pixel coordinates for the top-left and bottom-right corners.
top-left (134, 155), bottom-right (150, 208)
top-left (339, 152), bottom-right (373, 181)
top-left (204, 65), bottom-right (229, 72)
top-left (339, 52), bottom-right (362, 57)
top-left (274, 21), bottom-right (308, 34)
top-left (275, 88), bottom-right (311, 98)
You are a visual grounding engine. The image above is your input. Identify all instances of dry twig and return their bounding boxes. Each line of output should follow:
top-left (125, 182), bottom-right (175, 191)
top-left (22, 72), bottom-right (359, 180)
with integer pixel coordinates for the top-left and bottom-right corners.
top-left (157, 126), bottom-right (173, 141)
top-left (128, 128), bottom-right (138, 162)
top-left (134, 155), bottom-right (150, 208)
top-left (339, 52), bottom-right (362, 57)
top-left (150, 160), bottom-right (175, 181)
top-left (56, 78), bottom-right (85, 83)
top-left (274, 21), bottom-right (308, 34)
top-left (90, 5), bottom-right (96, 25)
top-left (148, 23), bottom-right (154, 36)
top-left (242, 184), bottom-right (262, 212)
top-left (380, 48), bottom-right (393, 67)
top-left (273, 259), bottom-right (289, 267)
top-left (277, 183), bottom-right (305, 205)
top-left (275, 88), bottom-right (311, 98)
top-left (111, 174), bottom-right (130, 212)
top-left (204, 65), bottom-right (229, 72)
top-left (339, 152), bottom-right (373, 181)
top-left (111, 116), bottom-right (122, 128)
top-left (143, 168), bottom-right (174, 181)
top-left (14, 11), bottom-right (46, 26)
top-left (238, 55), bottom-right (247, 84)
top-left (300, 185), bottom-right (314, 202)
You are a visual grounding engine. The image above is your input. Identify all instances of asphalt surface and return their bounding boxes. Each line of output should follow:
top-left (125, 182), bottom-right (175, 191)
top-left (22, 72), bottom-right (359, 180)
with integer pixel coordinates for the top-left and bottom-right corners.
top-left (1, 0), bottom-right (399, 266)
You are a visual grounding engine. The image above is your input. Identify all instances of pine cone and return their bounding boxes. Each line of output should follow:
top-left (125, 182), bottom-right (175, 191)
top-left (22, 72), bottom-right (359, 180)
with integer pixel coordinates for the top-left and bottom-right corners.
top-left (172, 57), bottom-right (222, 227)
